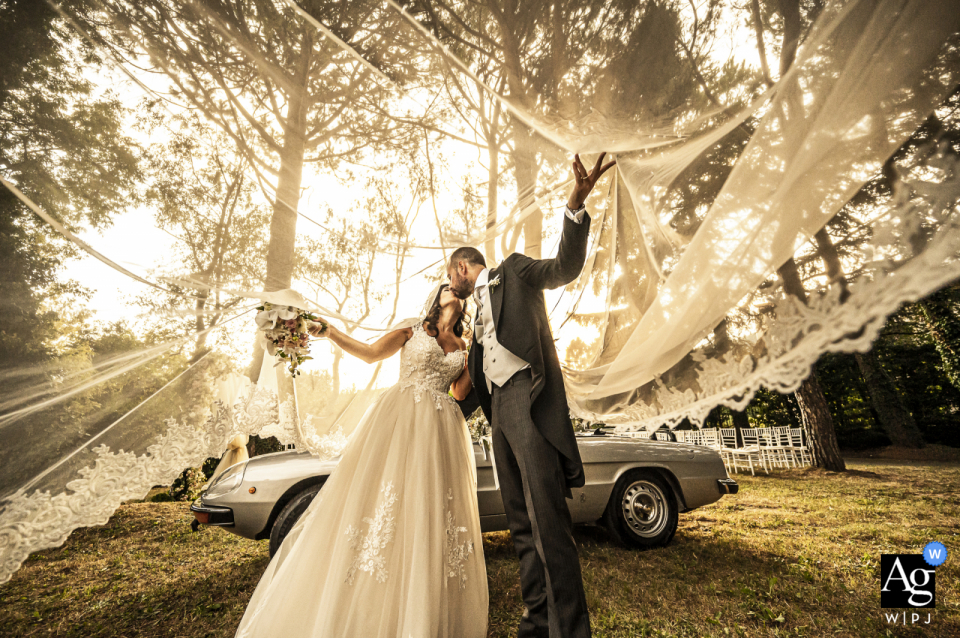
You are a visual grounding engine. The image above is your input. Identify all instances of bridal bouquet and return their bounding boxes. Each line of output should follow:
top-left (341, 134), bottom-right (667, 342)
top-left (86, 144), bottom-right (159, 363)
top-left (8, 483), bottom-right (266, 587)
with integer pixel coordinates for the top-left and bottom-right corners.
top-left (255, 302), bottom-right (327, 377)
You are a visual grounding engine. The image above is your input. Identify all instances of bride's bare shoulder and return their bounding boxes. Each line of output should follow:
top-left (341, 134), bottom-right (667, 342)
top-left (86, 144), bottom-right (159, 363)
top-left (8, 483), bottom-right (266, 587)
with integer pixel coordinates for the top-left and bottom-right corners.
top-left (388, 326), bottom-right (414, 343)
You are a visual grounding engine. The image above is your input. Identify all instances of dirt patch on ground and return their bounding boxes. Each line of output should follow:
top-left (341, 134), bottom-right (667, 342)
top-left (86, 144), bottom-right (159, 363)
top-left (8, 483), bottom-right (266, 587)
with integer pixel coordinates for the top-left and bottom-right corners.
top-left (770, 466), bottom-right (887, 480)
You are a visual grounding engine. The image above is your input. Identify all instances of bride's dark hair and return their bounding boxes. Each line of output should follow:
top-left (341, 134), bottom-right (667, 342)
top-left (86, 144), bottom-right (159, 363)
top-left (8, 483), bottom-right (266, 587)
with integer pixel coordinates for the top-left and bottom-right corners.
top-left (423, 284), bottom-right (470, 339)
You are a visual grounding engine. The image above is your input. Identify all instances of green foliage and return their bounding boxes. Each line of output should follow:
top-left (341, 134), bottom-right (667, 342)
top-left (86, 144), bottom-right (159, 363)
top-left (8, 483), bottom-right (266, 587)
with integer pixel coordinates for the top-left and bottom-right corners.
top-left (917, 283), bottom-right (960, 392)
top-left (0, 0), bottom-right (139, 372)
top-left (168, 457), bottom-right (220, 502)
top-left (249, 435), bottom-right (283, 456)
top-left (132, 107), bottom-right (270, 359)
top-left (168, 467), bottom-right (206, 502)
top-left (710, 288), bottom-right (960, 450)
top-left (879, 344), bottom-right (960, 448)
top-left (816, 354), bottom-right (891, 450)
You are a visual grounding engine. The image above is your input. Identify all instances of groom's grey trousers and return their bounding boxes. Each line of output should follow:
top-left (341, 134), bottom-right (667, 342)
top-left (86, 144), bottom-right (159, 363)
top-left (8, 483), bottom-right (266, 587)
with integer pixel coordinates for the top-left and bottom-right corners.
top-left (491, 369), bottom-right (591, 638)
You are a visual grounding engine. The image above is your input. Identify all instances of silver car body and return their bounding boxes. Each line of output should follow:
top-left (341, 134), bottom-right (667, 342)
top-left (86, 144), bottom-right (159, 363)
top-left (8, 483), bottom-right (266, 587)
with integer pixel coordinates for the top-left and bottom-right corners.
top-left (194, 433), bottom-right (736, 540)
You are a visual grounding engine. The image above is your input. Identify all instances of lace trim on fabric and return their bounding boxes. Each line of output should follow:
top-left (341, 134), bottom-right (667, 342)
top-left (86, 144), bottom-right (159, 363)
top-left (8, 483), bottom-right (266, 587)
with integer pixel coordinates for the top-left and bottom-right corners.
top-left (0, 381), bottom-right (351, 585)
top-left (397, 324), bottom-right (464, 411)
top-left (398, 375), bottom-right (460, 410)
top-left (443, 489), bottom-right (474, 590)
top-left (0, 389), bottom-right (260, 584)
top-left (344, 481), bottom-right (399, 585)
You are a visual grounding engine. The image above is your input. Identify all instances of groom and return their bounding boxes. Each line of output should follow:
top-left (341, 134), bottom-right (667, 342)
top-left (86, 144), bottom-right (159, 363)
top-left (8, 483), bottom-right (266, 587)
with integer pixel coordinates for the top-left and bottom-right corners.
top-left (449, 153), bottom-right (615, 638)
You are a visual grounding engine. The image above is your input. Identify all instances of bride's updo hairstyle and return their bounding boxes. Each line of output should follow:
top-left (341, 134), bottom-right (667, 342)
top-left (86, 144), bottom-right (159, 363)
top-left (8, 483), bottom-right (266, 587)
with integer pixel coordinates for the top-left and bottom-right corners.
top-left (423, 284), bottom-right (470, 339)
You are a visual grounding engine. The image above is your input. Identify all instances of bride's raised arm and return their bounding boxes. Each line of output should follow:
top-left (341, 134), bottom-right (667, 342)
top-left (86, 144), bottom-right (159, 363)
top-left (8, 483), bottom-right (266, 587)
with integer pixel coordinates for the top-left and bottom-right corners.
top-left (308, 321), bottom-right (413, 364)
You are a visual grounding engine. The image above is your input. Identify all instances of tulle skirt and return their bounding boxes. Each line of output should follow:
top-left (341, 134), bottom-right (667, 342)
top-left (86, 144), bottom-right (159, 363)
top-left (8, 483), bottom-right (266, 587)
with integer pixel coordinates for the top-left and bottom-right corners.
top-left (235, 384), bottom-right (488, 638)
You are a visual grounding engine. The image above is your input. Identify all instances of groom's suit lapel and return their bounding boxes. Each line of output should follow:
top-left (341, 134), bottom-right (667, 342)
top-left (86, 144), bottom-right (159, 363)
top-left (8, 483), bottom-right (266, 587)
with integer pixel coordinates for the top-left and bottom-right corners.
top-left (488, 265), bottom-right (505, 331)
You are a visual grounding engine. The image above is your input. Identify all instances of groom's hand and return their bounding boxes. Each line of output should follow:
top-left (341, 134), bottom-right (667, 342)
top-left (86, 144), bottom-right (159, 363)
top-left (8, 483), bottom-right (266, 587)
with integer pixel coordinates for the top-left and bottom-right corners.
top-left (567, 152), bottom-right (616, 209)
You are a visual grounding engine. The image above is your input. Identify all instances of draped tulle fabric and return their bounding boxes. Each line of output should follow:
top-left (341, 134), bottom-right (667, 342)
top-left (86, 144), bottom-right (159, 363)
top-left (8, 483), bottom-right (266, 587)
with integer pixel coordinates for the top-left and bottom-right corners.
top-left (235, 325), bottom-right (487, 638)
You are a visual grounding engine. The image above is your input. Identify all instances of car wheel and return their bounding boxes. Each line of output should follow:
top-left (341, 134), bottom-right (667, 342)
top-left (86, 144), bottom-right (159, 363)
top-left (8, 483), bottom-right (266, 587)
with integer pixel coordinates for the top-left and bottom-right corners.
top-left (269, 484), bottom-right (321, 557)
top-left (603, 470), bottom-right (678, 549)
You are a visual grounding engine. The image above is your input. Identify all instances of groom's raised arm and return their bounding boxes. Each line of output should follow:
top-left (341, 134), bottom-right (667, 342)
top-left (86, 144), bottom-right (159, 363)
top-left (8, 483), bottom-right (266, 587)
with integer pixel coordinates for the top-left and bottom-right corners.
top-left (510, 152), bottom-right (615, 290)
top-left (510, 213), bottom-right (591, 290)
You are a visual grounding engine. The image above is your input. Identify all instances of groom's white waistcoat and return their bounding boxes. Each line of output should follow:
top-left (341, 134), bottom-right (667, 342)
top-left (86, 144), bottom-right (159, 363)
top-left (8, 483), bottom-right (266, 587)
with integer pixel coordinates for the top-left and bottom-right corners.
top-left (474, 267), bottom-right (529, 393)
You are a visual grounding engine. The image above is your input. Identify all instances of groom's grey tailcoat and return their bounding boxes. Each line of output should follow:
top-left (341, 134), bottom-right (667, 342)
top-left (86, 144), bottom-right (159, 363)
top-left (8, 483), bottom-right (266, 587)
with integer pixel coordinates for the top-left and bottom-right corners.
top-left (466, 213), bottom-right (590, 494)
top-left (466, 212), bottom-right (592, 638)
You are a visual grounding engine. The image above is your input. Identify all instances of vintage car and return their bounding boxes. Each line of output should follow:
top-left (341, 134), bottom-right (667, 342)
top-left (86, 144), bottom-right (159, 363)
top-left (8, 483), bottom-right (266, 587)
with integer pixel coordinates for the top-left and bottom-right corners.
top-left (192, 431), bottom-right (738, 556)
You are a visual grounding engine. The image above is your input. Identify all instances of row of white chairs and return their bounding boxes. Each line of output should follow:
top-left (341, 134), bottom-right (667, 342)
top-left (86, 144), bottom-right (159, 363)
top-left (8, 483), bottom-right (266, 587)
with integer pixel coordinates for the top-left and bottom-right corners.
top-left (673, 427), bottom-right (811, 475)
top-left (622, 430), bottom-right (675, 441)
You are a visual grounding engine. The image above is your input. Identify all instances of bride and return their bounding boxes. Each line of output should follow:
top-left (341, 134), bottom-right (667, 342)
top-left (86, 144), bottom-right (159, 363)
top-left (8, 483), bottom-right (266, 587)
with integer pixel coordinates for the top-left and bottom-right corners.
top-left (235, 285), bottom-right (487, 638)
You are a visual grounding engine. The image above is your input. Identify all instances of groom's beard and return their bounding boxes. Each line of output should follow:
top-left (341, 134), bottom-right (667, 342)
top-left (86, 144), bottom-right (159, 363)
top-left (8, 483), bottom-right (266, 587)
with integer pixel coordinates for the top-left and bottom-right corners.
top-left (449, 273), bottom-right (474, 299)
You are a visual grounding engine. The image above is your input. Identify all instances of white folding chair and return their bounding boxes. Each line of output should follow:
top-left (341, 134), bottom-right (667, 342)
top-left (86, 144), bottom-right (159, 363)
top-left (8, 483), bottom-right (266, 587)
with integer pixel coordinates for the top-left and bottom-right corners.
top-left (739, 429), bottom-right (769, 475)
top-left (701, 429), bottom-right (722, 450)
top-left (717, 428), bottom-right (737, 471)
top-left (758, 428), bottom-right (792, 468)
top-left (774, 426), bottom-right (799, 467)
top-left (789, 427), bottom-right (811, 466)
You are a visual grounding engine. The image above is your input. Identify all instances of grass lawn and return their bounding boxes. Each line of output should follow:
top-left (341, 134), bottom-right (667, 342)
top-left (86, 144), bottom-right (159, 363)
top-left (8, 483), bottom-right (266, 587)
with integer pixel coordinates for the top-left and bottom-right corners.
top-left (1, 459), bottom-right (958, 637)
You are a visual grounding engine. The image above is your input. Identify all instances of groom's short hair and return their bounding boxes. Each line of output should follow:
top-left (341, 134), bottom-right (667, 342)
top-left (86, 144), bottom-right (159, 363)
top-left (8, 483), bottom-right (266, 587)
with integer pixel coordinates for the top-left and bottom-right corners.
top-left (449, 246), bottom-right (486, 269)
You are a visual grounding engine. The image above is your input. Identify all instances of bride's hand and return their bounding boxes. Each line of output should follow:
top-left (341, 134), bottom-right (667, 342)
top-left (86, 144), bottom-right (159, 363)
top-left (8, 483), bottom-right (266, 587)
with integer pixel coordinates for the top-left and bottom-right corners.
top-left (308, 319), bottom-right (330, 338)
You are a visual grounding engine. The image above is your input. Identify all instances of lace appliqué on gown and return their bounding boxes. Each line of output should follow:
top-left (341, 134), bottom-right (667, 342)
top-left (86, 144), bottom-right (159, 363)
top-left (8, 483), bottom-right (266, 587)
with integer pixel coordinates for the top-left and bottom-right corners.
top-left (444, 489), bottom-right (474, 590)
top-left (345, 481), bottom-right (399, 585)
top-left (398, 325), bottom-right (466, 411)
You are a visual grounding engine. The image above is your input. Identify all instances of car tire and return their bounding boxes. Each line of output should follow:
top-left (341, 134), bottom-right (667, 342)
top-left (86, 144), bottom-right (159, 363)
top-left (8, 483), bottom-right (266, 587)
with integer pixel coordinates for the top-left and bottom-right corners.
top-left (269, 484), bottom-right (321, 557)
top-left (603, 469), bottom-right (678, 549)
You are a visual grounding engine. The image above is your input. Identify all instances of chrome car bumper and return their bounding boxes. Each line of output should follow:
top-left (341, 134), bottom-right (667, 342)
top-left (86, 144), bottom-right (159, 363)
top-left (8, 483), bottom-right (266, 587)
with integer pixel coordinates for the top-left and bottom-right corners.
top-left (717, 478), bottom-right (739, 495)
top-left (190, 500), bottom-right (234, 527)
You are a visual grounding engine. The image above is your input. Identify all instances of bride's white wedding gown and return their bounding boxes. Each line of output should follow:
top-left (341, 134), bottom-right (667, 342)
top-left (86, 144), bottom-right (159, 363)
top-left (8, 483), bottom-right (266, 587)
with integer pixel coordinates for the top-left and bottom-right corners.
top-left (235, 324), bottom-right (488, 638)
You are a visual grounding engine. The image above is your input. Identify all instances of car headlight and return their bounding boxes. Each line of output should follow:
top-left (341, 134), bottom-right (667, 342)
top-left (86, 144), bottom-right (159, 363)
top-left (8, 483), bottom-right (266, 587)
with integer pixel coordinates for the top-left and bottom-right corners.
top-left (204, 462), bottom-right (246, 499)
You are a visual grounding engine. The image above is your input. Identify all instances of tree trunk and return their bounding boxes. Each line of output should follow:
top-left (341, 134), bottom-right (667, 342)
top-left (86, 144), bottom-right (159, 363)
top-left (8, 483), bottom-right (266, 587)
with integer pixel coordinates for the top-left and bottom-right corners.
top-left (813, 227), bottom-right (922, 447)
top-left (731, 408), bottom-right (750, 447)
top-left (496, 18), bottom-right (543, 260)
top-left (192, 290), bottom-right (209, 362)
top-left (794, 372), bottom-right (846, 471)
top-left (263, 80), bottom-right (309, 289)
top-left (854, 350), bottom-right (924, 448)
top-left (777, 0), bottom-right (802, 77)
top-left (247, 32), bottom-right (312, 382)
top-left (750, 0), bottom-right (774, 87)
top-left (485, 133), bottom-right (499, 264)
top-left (331, 345), bottom-right (342, 398)
top-left (712, 317), bottom-right (751, 444)
top-left (511, 126), bottom-right (542, 259)
top-left (778, 256), bottom-right (846, 470)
